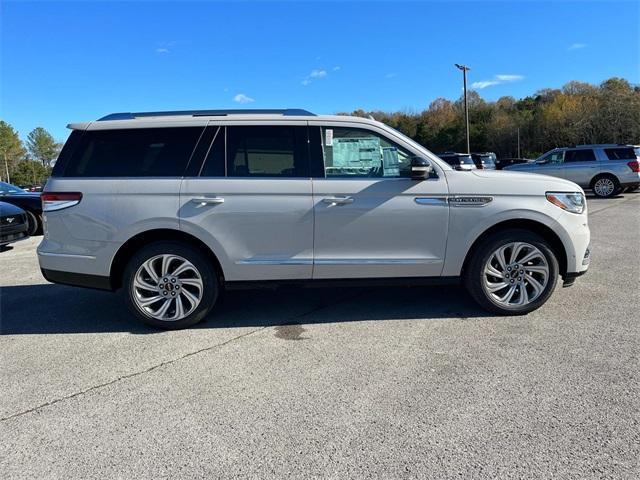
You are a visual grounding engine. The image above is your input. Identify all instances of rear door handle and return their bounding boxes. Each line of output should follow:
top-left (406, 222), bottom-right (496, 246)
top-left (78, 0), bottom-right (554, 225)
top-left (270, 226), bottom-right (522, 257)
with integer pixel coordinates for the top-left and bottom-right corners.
top-left (191, 196), bottom-right (225, 206)
top-left (322, 196), bottom-right (354, 206)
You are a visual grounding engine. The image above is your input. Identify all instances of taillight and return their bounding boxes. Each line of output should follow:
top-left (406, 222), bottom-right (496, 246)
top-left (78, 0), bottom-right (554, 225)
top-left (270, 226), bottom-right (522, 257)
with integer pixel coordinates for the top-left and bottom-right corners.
top-left (627, 160), bottom-right (640, 173)
top-left (41, 192), bottom-right (83, 212)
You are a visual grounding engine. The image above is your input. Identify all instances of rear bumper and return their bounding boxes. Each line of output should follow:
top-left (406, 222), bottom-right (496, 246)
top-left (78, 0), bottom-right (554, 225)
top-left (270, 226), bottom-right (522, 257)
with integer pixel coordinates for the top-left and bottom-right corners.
top-left (41, 268), bottom-right (113, 291)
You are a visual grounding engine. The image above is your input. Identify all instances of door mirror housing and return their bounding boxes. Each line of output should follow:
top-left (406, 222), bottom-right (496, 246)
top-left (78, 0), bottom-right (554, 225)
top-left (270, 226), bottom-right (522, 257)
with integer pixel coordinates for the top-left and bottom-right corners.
top-left (410, 157), bottom-right (434, 180)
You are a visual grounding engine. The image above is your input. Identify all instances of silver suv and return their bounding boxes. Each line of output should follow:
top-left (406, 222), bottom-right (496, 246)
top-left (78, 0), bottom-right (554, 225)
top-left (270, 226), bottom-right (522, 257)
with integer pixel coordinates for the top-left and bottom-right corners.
top-left (505, 144), bottom-right (640, 198)
top-left (39, 109), bottom-right (591, 328)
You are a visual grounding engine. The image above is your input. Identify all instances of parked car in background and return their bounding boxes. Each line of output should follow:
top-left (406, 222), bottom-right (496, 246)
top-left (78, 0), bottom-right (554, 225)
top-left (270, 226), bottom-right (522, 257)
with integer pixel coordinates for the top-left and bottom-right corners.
top-left (39, 109), bottom-right (590, 329)
top-left (471, 152), bottom-right (497, 170)
top-left (437, 152), bottom-right (477, 170)
top-left (505, 144), bottom-right (640, 198)
top-left (0, 201), bottom-right (29, 248)
top-left (0, 181), bottom-right (44, 235)
top-left (494, 158), bottom-right (534, 170)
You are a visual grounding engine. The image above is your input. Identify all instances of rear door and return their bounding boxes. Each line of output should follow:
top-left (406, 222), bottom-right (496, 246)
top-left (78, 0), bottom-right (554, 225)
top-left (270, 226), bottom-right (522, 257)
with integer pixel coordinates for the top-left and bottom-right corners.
top-left (309, 122), bottom-right (449, 279)
top-left (562, 148), bottom-right (597, 186)
top-left (179, 123), bottom-right (314, 281)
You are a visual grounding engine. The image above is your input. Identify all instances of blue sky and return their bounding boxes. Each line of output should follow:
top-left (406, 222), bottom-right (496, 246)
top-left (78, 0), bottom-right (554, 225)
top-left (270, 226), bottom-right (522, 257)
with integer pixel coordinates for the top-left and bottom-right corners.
top-left (2, 0), bottom-right (638, 141)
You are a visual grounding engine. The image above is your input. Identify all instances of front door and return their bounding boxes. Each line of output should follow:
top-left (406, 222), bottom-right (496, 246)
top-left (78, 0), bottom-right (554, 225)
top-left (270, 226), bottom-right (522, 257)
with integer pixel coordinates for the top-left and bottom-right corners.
top-left (310, 124), bottom-right (449, 279)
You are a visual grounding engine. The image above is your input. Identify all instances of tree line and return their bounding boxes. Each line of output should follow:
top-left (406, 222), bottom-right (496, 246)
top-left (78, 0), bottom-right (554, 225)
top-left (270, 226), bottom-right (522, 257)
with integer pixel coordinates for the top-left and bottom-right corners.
top-left (0, 123), bottom-right (58, 186)
top-left (1, 77), bottom-right (638, 186)
top-left (341, 77), bottom-right (640, 158)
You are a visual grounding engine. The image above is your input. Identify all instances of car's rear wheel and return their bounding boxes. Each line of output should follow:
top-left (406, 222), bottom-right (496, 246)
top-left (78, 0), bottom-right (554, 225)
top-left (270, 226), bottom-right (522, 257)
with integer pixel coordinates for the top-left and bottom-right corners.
top-left (591, 175), bottom-right (620, 198)
top-left (464, 229), bottom-right (559, 315)
top-left (25, 210), bottom-right (42, 236)
top-left (123, 242), bottom-right (218, 329)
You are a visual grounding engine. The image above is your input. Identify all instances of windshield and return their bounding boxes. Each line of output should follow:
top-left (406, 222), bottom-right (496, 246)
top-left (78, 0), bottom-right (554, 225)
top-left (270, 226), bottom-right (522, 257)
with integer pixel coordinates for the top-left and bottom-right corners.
top-left (0, 181), bottom-right (25, 194)
top-left (458, 155), bottom-right (475, 165)
top-left (478, 154), bottom-right (496, 165)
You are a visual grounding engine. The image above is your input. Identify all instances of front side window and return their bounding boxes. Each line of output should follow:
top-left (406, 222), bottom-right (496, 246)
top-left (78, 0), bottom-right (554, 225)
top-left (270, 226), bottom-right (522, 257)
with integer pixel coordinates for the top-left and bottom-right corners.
top-left (539, 151), bottom-right (564, 164)
top-left (320, 127), bottom-right (412, 178)
top-left (564, 149), bottom-right (596, 162)
top-left (63, 127), bottom-right (203, 177)
top-left (226, 126), bottom-right (308, 177)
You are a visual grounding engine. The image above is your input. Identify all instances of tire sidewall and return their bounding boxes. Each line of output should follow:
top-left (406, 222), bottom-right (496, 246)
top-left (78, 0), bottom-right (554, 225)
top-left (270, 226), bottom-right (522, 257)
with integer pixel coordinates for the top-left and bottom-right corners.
top-left (123, 242), bottom-right (218, 329)
top-left (465, 230), bottom-right (559, 315)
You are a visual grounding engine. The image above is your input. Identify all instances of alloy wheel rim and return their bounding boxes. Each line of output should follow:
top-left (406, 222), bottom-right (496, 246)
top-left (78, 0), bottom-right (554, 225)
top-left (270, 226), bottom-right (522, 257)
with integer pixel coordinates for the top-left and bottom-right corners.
top-left (482, 242), bottom-right (549, 308)
top-left (132, 254), bottom-right (203, 321)
top-left (594, 178), bottom-right (614, 197)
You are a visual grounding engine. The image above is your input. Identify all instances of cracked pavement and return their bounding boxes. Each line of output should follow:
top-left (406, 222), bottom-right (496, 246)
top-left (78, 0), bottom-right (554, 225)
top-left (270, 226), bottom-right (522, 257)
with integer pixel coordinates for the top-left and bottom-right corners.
top-left (1, 194), bottom-right (639, 479)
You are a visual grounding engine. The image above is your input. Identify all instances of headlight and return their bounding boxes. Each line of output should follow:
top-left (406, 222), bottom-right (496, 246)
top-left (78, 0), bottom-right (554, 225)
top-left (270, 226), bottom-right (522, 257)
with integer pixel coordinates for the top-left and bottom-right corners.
top-left (546, 192), bottom-right (585, 214)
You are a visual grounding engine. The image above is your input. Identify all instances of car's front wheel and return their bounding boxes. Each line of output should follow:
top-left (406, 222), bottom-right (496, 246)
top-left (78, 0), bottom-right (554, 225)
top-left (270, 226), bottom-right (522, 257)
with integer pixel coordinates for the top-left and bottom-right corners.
top-left (464, 229), bottom-right (559, 315)
top-left (123, 242), bottom-right (218, 329)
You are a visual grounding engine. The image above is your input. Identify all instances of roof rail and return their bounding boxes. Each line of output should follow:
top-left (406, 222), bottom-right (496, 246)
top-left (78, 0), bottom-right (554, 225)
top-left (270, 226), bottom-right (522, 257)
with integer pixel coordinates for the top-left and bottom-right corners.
top-left (98, 109), bottom-right (315, 121)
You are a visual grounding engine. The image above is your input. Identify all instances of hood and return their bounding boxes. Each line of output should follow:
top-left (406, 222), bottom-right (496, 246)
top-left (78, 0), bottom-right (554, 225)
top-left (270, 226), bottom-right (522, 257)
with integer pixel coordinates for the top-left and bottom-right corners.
top-left (0, 201), bottom-right (26, 217)
top-left (444, 168), bottom-right (584, 197)
top-left (471, 169), bottom-right (583, 193)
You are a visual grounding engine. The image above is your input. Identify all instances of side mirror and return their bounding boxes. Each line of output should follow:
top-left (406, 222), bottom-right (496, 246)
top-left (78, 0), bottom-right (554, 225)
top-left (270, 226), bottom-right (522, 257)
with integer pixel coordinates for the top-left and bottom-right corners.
top-left (410, 157), bottom-right (434, 180)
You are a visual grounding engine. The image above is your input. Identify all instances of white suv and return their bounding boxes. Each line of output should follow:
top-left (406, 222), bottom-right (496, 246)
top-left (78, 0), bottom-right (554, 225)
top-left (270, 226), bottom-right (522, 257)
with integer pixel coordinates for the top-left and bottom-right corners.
top-left (39, 109), bottom-right (590, 328)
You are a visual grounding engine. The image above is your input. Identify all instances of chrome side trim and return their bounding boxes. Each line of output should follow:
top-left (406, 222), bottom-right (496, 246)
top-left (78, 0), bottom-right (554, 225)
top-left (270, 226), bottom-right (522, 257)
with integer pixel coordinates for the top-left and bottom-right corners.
top-left (314, 258), bottom-right (440, 265)
top-left (38, 252), bottom-right (96, 260)
top-left (448, 196), bottom-right (493, 207)
top-left (414, 197), bottom-right (447, 205)
top-left (236, 258), bottom-right (313, 265)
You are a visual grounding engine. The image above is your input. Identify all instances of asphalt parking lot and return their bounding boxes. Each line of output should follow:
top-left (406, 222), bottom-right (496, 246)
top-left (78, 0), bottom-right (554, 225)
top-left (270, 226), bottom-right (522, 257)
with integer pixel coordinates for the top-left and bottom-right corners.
top-left (1, 194), bottom-right (639, 479)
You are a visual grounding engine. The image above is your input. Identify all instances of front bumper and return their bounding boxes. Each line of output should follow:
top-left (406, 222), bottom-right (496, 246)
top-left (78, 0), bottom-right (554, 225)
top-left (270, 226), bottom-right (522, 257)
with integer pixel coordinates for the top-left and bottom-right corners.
top-left (0, 225), bottom-right (29, 246)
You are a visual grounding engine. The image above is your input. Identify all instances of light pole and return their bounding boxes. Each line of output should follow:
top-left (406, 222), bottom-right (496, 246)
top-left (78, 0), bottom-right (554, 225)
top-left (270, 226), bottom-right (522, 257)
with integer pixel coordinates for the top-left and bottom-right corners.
top-left (455, 63), bottom-right (471, 154)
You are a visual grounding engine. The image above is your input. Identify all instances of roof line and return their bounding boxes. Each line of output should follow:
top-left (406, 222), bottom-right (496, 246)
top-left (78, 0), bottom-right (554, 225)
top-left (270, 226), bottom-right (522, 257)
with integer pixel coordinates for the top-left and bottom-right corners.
top-left (98, 109), bottom-right (316, 121)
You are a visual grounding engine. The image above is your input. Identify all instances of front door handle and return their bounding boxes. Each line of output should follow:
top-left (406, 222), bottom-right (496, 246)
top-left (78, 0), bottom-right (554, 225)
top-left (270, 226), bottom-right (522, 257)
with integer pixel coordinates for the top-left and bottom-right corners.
top-left (191, 196), bottom-right (225, 206)
top-left (322, 196), bottom-right (354, 206)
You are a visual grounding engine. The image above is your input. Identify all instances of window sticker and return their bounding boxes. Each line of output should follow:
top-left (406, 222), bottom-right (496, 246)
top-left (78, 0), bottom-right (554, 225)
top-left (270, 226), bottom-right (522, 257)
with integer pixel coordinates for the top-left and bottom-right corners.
top-left (325, 129), bottom-right (333, 146)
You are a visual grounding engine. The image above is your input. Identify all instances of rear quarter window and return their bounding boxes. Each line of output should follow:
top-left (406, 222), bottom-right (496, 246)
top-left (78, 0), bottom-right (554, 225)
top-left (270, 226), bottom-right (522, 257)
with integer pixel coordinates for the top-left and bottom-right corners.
top-left (604, 148), bottom-right (637, 160)
top-left (59, 127), bottom-right (204, 177)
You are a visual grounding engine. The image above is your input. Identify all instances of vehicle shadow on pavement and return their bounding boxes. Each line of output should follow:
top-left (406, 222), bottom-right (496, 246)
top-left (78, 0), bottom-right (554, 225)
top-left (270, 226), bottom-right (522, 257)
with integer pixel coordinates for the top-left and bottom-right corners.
top-left (0, 283), bottom-right (488, 335)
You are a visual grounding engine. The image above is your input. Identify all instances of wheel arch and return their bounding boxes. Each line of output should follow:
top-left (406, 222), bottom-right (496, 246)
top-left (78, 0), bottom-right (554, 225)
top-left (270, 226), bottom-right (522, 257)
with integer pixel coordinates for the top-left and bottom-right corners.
top-left (461, 219), bottom-right (568, 277)
top-left (109, 228), bottom-right (225, 290)
top-left (589, 172), bottom-right (619, 188)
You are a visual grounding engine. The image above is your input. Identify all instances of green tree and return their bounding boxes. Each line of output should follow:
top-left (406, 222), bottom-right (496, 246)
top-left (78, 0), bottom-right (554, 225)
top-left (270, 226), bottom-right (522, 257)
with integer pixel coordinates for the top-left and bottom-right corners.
top-left (26, 127), bottom-right (60, 167)
top-left (0, 121), bottom-right (26, 183)
top-left (10, 159), bottom-right (52, 186)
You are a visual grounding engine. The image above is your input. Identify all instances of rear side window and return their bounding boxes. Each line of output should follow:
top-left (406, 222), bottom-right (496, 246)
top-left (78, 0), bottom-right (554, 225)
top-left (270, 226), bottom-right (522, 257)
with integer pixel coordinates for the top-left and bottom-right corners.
top-left (61, 127), bottom-right (203, 177)
top-left (564, 149), bottom-right (596, 162)
top-left (226, 126), bottom-right (308, 177)
top-left (605, 148), bottom-right (636, 160)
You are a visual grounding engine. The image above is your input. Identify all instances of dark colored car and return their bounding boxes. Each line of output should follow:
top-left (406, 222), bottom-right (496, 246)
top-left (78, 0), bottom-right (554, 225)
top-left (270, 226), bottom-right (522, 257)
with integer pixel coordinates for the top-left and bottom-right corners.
top-left (0, 201), bottom-right (29, 248)
top-left (495, 157), bottom-right (534, 170)
top-left (0, 181), bottom-right (43, 235)
top-left (471, 152), bottom-right (497, 170)
top-left (437, 152), bottom-right (477, 171)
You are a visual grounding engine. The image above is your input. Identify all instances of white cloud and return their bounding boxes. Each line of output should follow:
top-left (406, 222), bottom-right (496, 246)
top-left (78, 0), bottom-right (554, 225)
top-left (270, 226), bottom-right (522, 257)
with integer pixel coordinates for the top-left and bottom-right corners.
top-left (233, 93), bottom-right (254, 104)
top-left (332, 66), bottom-right (341, 71)
top-left (155, 48), bottom-right (170, 54)
top-left (495, 74), bottom-right (524, 82)
top-left (302, 67), bottom-right (333, 85)
top-left (568, 43), bottom-right (587, 51)
top-left (301, 79), bottom-right (312, 86)
top-left (471, 80), bottom-right (500, 89)
top-left (309, 69), bottom-right (327, 78)
top-left (470, 74), bottom-right (524, 90)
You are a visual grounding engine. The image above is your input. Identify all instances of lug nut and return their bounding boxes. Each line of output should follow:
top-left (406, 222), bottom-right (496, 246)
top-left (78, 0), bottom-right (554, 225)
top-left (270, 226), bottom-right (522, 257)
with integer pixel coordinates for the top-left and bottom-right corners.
top-left (171, 278), bottom-right (176, 283)
top-left (510, 279), bottom-right (514, 283)
top-left (171, 292), bottom-right (176, 296)
top-left (176, 285), bottom-right (180, 289)
top-left (505, 274), bottom-right (509, 279)
top-left (163, 291), bottom-right (168, 296)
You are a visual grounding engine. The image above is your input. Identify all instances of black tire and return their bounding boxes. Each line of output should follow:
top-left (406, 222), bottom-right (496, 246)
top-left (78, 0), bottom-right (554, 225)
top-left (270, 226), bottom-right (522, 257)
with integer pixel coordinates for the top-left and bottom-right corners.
top-left (591, 174), bottom-right (620, 198)
top-left (463, 229), bottom-right (559, 315)
top-left (25, 210), bottom-right (43, 236)
top-left (123, 241), bottom-right (218, 329)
